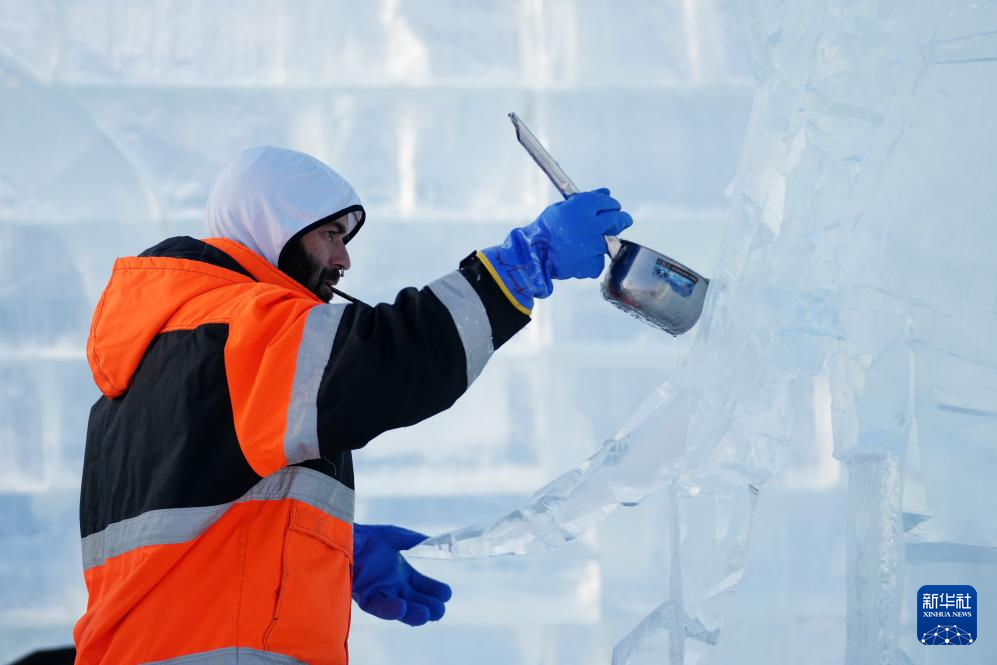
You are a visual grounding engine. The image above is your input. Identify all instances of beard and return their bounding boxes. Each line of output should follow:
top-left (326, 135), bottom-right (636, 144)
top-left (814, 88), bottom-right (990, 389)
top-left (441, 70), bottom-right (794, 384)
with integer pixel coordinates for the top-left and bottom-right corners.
top-left (278, 238), bottom-right (341, 302)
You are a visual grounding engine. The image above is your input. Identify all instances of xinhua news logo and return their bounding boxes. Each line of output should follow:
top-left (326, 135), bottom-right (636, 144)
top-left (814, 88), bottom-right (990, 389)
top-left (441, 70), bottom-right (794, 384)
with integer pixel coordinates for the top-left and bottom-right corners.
top-left (917, 585), bottom-right (977, 646)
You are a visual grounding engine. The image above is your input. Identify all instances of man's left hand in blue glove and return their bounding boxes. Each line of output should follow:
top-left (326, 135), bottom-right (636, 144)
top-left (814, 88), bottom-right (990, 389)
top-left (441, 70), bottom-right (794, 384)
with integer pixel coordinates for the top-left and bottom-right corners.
top-left (352, 523), bottom-right (453, 626)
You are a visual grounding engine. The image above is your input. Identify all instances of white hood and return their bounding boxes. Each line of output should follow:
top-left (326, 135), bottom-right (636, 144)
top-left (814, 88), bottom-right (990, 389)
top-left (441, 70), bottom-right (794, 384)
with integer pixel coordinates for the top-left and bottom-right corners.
top-left (205, 146), bottom-right (365, 267)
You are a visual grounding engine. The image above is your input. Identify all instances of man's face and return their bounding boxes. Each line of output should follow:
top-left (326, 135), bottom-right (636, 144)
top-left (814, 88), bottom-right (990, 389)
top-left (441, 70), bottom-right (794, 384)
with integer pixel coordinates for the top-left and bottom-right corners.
top-left (280, 215), bottom-right (352, 302)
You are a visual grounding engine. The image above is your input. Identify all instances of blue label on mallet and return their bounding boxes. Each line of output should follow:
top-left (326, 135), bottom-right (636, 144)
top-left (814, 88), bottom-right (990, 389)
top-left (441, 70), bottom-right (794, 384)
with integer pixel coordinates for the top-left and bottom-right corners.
top-left (653, 258), bottom-right (697, 298)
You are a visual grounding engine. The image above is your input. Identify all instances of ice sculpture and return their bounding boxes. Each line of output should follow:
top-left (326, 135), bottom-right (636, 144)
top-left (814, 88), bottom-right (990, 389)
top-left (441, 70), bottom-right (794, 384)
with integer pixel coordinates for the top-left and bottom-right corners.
top-left (412, 1), bottom-right (997, 663)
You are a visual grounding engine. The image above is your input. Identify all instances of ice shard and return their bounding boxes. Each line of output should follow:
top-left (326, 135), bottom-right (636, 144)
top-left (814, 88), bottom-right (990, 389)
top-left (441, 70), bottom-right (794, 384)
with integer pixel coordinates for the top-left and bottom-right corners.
top-left (610, 484), bottom-right (759, 665)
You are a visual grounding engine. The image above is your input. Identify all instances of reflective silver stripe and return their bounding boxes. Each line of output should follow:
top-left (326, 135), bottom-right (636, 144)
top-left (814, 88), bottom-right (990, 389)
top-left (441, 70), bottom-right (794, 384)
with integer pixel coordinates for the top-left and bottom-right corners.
top-left (429, 271), bottom-right (494, 385)
top-left (284, 303), bottom-right (347, 465)
top-left (81, 466), bottom-right (354, 570)
top-left (146, 647), bottom-right (305, 664)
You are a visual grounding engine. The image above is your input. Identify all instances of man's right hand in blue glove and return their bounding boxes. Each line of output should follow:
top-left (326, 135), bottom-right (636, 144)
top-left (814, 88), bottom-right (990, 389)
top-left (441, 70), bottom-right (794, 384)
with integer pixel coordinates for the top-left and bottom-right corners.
top-left (478, 188), bottom-right (633, 313)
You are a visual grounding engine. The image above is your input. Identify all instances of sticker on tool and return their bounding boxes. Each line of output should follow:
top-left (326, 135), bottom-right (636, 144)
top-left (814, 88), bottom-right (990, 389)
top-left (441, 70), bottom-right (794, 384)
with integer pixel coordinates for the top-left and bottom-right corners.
top-left (653, 258), bottom-right (698, 297)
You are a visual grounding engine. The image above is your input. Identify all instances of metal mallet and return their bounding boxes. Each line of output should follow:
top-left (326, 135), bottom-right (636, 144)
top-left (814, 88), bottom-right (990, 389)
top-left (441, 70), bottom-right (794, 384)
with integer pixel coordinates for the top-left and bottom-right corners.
top-left (508, 112), bottom-right (709, 336)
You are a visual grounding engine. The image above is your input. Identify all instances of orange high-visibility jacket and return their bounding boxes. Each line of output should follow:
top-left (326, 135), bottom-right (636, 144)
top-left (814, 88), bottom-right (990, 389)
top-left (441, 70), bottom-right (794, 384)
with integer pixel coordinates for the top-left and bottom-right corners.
top-left (75, 236), bottom-right (529, 664)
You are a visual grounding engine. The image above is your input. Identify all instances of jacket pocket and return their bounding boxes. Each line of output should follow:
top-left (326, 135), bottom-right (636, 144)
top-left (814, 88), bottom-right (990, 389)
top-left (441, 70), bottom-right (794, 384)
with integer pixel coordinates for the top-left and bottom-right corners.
top-left (265, 502), bottom-right (353, 665)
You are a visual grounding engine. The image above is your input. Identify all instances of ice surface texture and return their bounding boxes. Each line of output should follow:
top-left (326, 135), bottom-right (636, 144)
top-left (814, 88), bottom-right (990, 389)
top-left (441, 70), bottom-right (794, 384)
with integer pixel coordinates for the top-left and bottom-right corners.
top-left (413, 1), bottom-right (997, 663)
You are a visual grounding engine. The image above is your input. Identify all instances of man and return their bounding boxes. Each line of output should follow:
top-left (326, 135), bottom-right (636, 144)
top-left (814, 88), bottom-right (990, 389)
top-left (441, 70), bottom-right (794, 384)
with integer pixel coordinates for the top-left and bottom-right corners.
top-left (74, 146), bottom-right (632, 664)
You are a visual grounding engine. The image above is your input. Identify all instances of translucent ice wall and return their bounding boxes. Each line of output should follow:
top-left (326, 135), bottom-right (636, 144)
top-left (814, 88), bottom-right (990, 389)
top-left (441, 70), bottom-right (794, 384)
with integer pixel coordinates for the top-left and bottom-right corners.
top-left (733, 2), bottom-right (997, 662)
top-left (0, 3), bottom-right (753, 662)
top-left (413, 1), bottom-right (997, 663)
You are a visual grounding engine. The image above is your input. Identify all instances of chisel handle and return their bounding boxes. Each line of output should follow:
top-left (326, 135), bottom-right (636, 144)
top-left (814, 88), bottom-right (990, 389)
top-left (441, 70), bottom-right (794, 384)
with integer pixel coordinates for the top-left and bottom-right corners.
top-left (508, 113), bottom-right (580, 199)
top-left (509, 112), bottom-right (622, 257)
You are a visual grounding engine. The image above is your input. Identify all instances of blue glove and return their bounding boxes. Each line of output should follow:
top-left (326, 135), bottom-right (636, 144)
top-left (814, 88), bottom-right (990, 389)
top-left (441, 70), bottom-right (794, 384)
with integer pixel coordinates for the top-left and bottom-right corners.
top-left (352, 523), bottom-right (453, 627)
top-left (479, 188), bottom-right (633, 311)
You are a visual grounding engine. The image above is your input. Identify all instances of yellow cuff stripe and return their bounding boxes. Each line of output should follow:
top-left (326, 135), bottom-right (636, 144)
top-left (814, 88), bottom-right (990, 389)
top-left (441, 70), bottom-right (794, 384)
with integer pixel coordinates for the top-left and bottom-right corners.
top-left (475, 250), bottom-right (533, 317)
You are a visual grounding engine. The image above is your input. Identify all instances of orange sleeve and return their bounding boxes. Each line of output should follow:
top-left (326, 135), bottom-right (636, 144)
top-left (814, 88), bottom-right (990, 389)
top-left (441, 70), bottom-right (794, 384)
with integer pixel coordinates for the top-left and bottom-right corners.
top-left (223, 285), bottom-right (318, 477)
